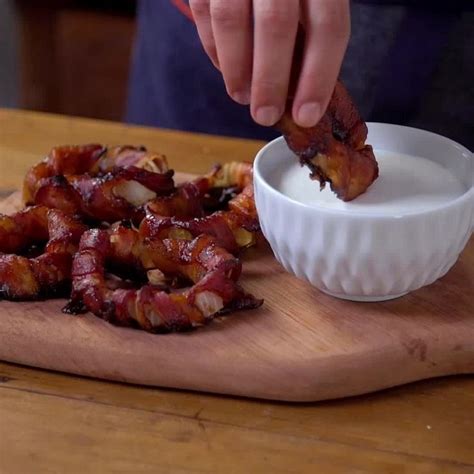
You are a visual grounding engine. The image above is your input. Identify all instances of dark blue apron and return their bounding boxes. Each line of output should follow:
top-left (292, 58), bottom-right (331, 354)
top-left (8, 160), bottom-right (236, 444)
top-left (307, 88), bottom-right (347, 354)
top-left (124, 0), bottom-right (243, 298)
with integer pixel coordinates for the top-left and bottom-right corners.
top-left (126, 1), bottom-right (471, 144)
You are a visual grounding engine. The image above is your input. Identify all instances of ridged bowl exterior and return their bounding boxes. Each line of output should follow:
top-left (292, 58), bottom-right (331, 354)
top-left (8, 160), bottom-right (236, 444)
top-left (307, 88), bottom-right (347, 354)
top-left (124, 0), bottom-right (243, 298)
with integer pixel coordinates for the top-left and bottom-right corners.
top-left (254, 124), bottom-right (474, 301)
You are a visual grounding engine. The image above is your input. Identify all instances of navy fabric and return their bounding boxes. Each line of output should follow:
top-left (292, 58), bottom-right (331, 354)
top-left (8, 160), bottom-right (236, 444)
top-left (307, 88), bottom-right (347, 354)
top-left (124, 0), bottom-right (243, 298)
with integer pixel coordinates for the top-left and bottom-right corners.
top-left (370, 8), bottom-right (459, 124)
top-left (126, 0), bottom-right (277, 141)
top-left (126, 1), bottom-right (473, 149)
top-left (356, 0), bottom-right (470, 6)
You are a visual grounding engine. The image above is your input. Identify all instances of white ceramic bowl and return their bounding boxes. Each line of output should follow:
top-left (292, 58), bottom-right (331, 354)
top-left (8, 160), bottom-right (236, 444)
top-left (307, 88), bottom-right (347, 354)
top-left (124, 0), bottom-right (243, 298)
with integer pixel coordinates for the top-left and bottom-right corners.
top-left (254, 123), bottom-right (474, 301)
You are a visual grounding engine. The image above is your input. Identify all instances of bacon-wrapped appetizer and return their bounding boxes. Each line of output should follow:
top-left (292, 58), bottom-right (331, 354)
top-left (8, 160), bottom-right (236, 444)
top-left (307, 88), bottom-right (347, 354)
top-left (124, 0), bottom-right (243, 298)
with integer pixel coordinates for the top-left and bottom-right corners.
top-left (14, 146), bottom-right (262, 331)
top-left (23, 145), bottom-right (175, 222)
top-left (277, 81), bottom-right (379, 202)
top-left (199, 161), bottom-right (254, 191)
top-left (147, 161), bottom-right (254, 216)
top-left (145, 185), bottom-right (258, 254)
top-left (68, 221), bottom-right (262, 333)
top-left (0, 206), bottom-right (87, 299)
top-left (274, 28), bottom-right (378, 202)
top-left (147, 162), bottom-right (259, 253)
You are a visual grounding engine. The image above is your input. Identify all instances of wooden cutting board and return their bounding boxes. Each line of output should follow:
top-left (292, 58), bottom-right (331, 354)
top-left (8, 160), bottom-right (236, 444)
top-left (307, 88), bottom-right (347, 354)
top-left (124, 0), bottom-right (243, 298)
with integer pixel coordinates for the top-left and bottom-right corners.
top-left (0, 189), bottom-right (473, 402)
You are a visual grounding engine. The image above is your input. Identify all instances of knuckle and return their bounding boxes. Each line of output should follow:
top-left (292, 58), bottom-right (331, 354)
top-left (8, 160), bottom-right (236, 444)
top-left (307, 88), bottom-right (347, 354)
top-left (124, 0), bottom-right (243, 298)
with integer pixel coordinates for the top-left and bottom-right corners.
top-left (257, 3), bottom-right (298, 35)
top-left (189, 0), bottom-right (210, 18)
top-left (253, 76), bottom-right (285, 101)
top-left (211, 0), bottom-right (247, 28)
top-left (316, 7), bottom-right (350, 43)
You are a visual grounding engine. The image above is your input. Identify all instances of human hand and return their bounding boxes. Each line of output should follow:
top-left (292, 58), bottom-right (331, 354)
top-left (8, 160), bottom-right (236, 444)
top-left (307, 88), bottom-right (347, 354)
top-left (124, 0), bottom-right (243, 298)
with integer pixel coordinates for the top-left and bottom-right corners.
top-left (190, 0), bottom-right (350, 128)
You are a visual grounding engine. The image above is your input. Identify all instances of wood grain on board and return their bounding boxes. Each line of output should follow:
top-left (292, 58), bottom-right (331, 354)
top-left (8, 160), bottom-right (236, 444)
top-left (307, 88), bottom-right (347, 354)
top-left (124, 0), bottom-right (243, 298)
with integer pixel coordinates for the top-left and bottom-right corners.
top-left (1, 108), bottom-right (473, 473)
top-left (0, 184), bottom-right (472, 402)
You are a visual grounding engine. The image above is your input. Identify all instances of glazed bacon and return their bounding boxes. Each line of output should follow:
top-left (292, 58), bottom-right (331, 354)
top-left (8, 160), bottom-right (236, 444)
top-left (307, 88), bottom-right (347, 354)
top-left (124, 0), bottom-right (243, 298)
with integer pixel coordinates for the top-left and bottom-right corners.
top-left (146, 182), bottom-right (205, 218)
top-left (68, 223), bottom-right (262, 332)
top-left (277, 81), bottom-right (379, 201)
top-left (274, 27), bottom-right (378, 201)
top-left (0, 206), bottom-right (86, 299)
top-left (146, 187), bottom-right (258, 254)
top-left (147, 162), bottom-right (259, 253)
top-left (23, 145), bottom-right (175, 222)
top-left (67, 159), bottom-right (262, 331)
top-left (2, 144), bottom-right (262, 332)
top-left (147, 161), bottom-right (253, 216)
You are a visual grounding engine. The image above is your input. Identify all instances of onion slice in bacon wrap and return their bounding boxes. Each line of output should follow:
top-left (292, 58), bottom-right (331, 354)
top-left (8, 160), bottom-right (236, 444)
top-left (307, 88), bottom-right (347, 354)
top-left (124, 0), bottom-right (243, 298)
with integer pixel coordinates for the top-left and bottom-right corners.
top-left (147, 162), bottom-right (259, 253)
top-left (23, 144), bottom-right (175, 222)
top-left (67, 221), bottom-right (262, 332)
top-left (12, 145), bottom-right (264, 332)
top-left (0, 206), bottom-right (87, 299)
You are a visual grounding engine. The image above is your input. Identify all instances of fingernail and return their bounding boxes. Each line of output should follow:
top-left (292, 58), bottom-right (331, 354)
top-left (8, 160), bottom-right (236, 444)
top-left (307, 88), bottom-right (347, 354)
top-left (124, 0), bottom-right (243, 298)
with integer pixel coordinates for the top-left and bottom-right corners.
top-left (231, 90), bottom-right (251, 105)
top-left (297, 102), bottom-right (321, 128)
top-left (255, 106), bottom-right (280, 126)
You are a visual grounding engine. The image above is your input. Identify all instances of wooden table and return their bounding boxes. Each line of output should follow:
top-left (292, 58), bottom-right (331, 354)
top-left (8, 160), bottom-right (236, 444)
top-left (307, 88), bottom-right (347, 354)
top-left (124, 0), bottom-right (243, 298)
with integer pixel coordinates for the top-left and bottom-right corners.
top-left (0, 109), bottom-right (473, 473)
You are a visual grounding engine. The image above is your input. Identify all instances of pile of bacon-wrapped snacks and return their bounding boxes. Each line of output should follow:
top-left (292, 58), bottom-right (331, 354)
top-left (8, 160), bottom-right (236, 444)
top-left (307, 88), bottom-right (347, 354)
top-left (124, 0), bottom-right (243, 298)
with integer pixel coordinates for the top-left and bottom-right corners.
top-left (0, 145), bottom-right (262, 332)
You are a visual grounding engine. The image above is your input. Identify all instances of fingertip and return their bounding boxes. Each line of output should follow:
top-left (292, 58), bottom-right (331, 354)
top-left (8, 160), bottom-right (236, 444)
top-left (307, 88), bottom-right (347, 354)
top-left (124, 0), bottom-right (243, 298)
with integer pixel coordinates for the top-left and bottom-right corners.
top-left (252, 105), bottom-right (282, 127)
top-left (230, 89), bottom-right (251, 105)
top-left (294, 102), bottom-right (322, 128)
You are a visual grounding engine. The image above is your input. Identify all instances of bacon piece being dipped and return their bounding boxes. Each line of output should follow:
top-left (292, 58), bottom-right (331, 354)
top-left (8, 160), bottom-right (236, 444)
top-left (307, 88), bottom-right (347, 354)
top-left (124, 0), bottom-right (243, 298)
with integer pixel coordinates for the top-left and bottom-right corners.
top-left (0, 206), bottom-right (87, 299)
top-left (277, 81), bottom-right (378, 201)
top-left (67, 222), bottom-right (262, 333)
top-left (275, 28), bottom-right (378, 201)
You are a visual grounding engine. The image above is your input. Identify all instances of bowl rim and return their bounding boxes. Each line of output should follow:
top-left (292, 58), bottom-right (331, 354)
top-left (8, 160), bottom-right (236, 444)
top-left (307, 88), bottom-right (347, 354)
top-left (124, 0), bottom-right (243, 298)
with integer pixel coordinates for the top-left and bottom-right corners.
top-left (254, 123), bottom-right (474, 221)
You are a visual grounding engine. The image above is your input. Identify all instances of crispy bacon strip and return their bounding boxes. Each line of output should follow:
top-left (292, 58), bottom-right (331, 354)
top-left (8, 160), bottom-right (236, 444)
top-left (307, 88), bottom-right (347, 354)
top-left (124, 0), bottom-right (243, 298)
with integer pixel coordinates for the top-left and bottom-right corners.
top-left (277, 81), bottom-right (379, 201)
top-left (24, 145), bottom-right (175, 222)
top-left (34, 167), bottom-right (175, 223)
top-left (146, 182), bottom-right (205, 218)
top-left (275, 27), bottom-right (378, 201)
top-left (148, 161), bottom-right (254, 216)
top-left (68, 223), bottom-right (262, 332)
top-left (15, 146), bottom-right (262, 331)
top-left (23, 144), bottom-right (104, 204)
top-left (147, 162), bottom-right (259, 253)
top-left (145, 185), bottom-right (258, 253)
top-left (0, 206), bottom-right (87, 299)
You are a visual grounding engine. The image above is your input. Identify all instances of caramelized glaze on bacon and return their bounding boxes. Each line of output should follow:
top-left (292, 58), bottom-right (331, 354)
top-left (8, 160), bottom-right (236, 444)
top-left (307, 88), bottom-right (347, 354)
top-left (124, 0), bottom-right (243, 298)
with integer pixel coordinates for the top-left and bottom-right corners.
top-left (10, 145), bottom-right (263, 332)
top-left (69, 223), bottom-right (262, 332)
top-left (146, 185), bottom-right (258, 253)
top-left (274, 28), bottom-right (378, 201)
top-left (24, 145), bottom-right (175, 222)
top-left (0, 206), bottom-right (87, 299)
top-left (277, 81), bottom-right (379, 201)
top-left (147, 162), bottom-right (259, 253)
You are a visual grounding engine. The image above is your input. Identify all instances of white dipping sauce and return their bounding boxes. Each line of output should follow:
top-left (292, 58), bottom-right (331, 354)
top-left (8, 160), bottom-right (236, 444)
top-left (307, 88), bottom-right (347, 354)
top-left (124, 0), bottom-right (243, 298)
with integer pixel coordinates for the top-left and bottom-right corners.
top-left (277, 150), bottom-right (465, 215)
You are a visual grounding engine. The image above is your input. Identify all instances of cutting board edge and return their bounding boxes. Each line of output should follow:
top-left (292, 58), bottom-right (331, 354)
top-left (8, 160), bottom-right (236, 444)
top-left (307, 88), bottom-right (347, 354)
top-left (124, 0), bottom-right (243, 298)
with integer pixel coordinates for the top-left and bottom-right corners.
top-left (1, 314), bottom-right (473, 402)
top-left (1, 352), bottom-right (473, 402)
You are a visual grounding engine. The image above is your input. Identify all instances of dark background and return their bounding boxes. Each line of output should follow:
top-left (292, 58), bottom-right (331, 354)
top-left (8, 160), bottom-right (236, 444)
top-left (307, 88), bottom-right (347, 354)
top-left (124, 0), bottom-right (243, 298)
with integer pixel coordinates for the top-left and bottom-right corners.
top-left (1, 0), bottom-right (472, 150)
top-left (0, 0), bottom-right (137, 121)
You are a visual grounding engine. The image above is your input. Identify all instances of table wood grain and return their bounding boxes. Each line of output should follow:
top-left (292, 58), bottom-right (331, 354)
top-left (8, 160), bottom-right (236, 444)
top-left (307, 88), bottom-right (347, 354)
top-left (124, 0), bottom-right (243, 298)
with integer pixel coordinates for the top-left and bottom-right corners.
top-left (0, 108), bottom-right (473, 474)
